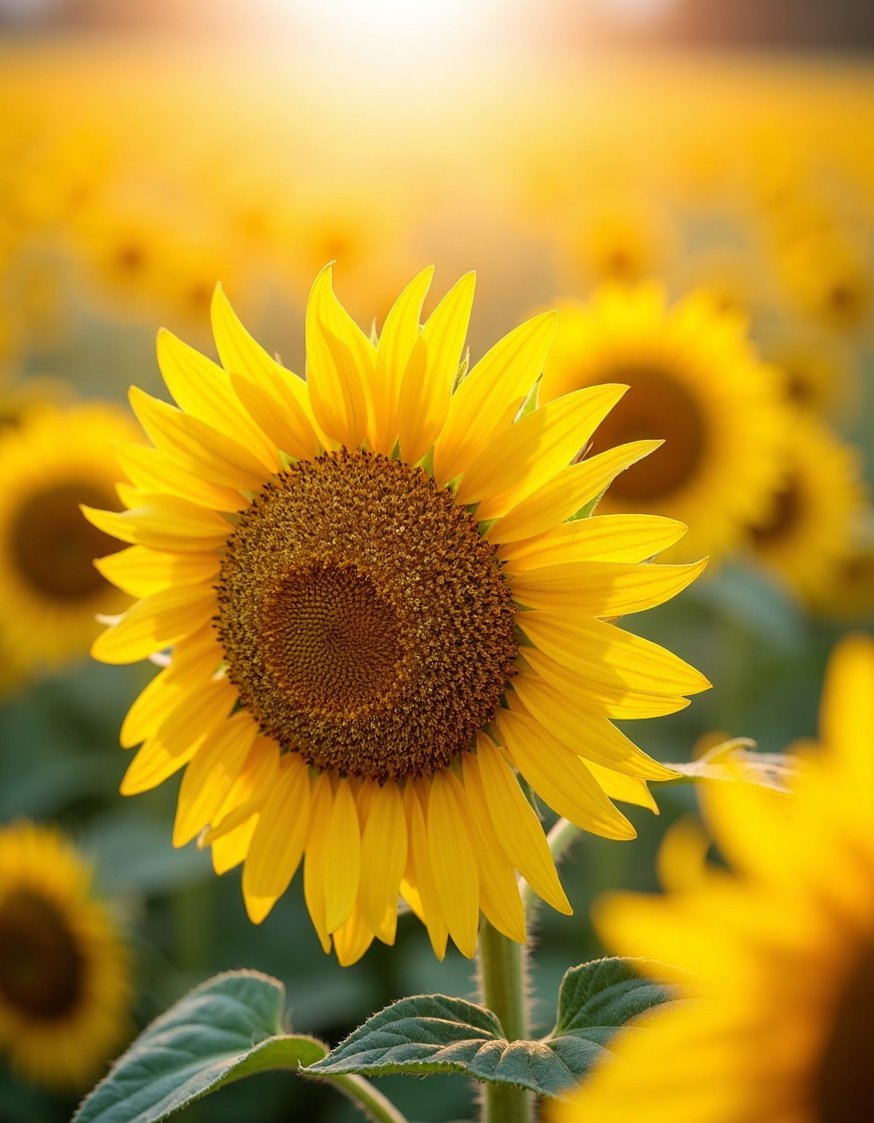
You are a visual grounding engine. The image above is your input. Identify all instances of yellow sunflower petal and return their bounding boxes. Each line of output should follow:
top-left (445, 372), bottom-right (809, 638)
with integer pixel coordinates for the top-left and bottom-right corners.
top-left (455, 384), bottom-right (628, 520)
top-left (114, 441), bottom-right (246, 512)
top-left (95, 545), bottom-right (220, 600)
top-left (211, 816), bottom-right (257, 876)
top-left (84, 497), bottom-right (231, 553)
top-left (508, 674), bottom-right (677, 780)
top-left (371, 266), bottom-right (435, 454)
top-left (489, 439), bottom-right (662, 545)
top-left (242, 754), bottom-right (312, 923)
top-left (173, 713), bottom-right (258, 848)
top-left (432, 310), bottom-right (558, 486)
top-left (470, 734), bottom-right (572, 915)
top-left (511, 558), bottom-right (707, 616)
top-left (333, 905), bottom-right (377, 968)
top-left (819, 632), bottom-right (874, 784)
top-left (519, 646), bottom-right (690, 720)
top-left (120, 666), bottom-right (185, 748)
top-left (402, 782), bottom-right (448, 959)
top-left (305, 264), bottom-right (372, 448)
top-left (303, 772), bottom-right (335, 953)
top-left (397, 272), bottom-right (476, 464)
top-left (91, 584), bottom-right (217, 664)
top-left (324, 779), bottom-right (362, 934)
top-left (497, 709), bottom-right (637, 840)
top-left (500, 513), bottom-right (687, 570)
top-left (204, 737), bottom-right (279, 847)
top-left (519, 613), bottom-right (711, 697)
top-left (156, 327), bottom-right (279, 469)
top-left (460, 757), bottom-right (526, 942)
top-left (128, 387), bottom-right (268, 492)
top-left (358, 781), bottom-right (407, 937)
top-left (587, 763), bottom-right (658, 811)
top-left (426, 770), bottom-right (480, 957)
top-left (120, 676), bottom-right (236, 795)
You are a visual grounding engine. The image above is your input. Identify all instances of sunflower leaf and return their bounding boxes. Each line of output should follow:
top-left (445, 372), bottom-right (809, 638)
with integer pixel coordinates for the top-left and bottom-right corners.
top-left (73, 971), bottom-right (326, 1123)
top-left (309, 958), bottom-right (675, 1099)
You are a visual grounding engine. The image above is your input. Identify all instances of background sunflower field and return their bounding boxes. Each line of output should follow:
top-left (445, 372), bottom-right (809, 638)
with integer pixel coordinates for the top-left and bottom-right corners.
top-left (0, 1), bottom-right (872, 1120)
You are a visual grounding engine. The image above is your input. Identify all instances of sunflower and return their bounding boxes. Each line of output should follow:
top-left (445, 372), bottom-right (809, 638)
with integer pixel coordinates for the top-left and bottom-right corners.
top-left (539, 284), bottom-right (787, 564)
top-left (810, 525), bottom-right (874, 621)
top-left (0, 402), bottom-right (135, 673)
top-left (87, 266), bottom-right (709, 964)
top-left (761, 327), bottom-right (857, 419)
top-left (776, 230), bottom-right (871, 336)
top-left (744, 412), bottom-right (866, 606)
top-left (554, 198), bottom-right (676, 288)
top-left (554, 632), bottom-right (874, 1123)
top-left (0, 821), bottom-right (130, 1089)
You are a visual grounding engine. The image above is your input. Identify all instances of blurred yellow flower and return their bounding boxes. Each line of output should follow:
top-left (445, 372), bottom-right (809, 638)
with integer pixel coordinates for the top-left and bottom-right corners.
top-left (540, 284), bottom-right (787, 565)
top-left (555, 197), bottom-right (676, 288)
top-left (745, 412), bottom-right (866, 606)
top-left (777, 230), bottom-right (872, 336)
top-left (810, 522), bottom-right (874, 621)
top-left (0, 821), bottom-right (130, 1089)
top-left (0, 402), bottom-right (135, 673)
top-left (762, 327), bottom-right (858, 419)
top-left (87, 266), bottom-right (709, 964)
top-left (553, 632), bottom-right (874, 1123)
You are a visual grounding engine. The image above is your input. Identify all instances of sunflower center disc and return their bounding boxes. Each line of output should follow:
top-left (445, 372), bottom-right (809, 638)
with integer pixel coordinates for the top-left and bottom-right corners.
top-left (815, 945), bottom-right (874, 1123)
top-left (748, 475), bottom-right (801, 546)
top-left (590, 368), bottom-right (706, 502)
top-left (217, 449), bottom-right (518, 782)
top-left (0, 891), bottom-right (82, 1020)
top-left (10, 482), bottom-right (118, 602)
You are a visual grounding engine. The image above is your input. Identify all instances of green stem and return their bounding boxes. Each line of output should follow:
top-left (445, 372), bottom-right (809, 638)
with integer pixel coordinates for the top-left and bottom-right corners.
top-left (330, 1072), bottom-right (411, 1123)
top-left (477, 921), bottom-right (533, 1123)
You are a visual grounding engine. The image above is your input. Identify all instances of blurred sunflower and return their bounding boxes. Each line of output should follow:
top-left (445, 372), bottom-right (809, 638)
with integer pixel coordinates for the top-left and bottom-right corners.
top-left (761, 328), bottom-right (857, 418)
top-left (540, 284), bottom-right (786, 564)
top-left (554, 632), bottom-right (874, 1123)
top-left (0, 821), bottom-right (130, 1089)
top-left (809, 522), bottom-right (874, 621)
top-left (745, 413), bottom-right (866, 605)
top-left (777, 230), bottom-right (871, 336)
top-left (0, 403), bottom-right (135, 672)
top-left (555, 198), bottom-right (676, 288)
top-left (0, 373), bottom-right (69, 434)
top-left (88, 266), bottom-right (709, 964)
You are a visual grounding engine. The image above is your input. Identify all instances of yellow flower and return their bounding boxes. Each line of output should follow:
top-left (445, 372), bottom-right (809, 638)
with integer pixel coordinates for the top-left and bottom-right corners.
top-left (0, 402), bottom-right (135, 673)
top-left (553, 632), bottom-right (874, 1123)
top-left (745, 412), bottom-right (866, 606)
top-left (555, 197), bottom-right (676, 288)
top-left (88, 266), bottom-right (709, 964)
top-left (0, 821), bottom-right (131, 1089)
top-left (811, 527), bottom-right (874, 621)
top-left (540, 284), bottom-right (787, 565)
top-left (777, 230), bottom-right (872, 336)
top-left (761, 327), bottom-right (858, 419)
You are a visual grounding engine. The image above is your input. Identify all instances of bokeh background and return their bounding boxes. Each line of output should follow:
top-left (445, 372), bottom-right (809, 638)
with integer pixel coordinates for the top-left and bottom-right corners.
top-left (1, 0), bottom-right (873, 1119)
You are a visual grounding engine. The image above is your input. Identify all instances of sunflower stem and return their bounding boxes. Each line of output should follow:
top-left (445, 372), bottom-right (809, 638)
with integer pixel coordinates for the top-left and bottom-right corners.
top-left (476, 921), bottom-right (534, 1123)
top-left (329, 1072), bottom-right (411, 1123)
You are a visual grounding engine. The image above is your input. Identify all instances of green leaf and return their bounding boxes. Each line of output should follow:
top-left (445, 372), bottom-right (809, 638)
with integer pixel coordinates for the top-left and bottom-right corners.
top-left (665, 738), bottom-right (799, 794)
top-left (310, 958), bottom-right (675, 1099)
top-left (74, 971), bottom-right (326, 1123)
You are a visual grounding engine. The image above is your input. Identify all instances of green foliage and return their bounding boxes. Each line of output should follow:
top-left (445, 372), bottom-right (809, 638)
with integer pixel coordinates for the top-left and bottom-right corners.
top-left (73, 972), bottom-right (326, 1123)
top-left (310, 957), bottom-right (675, 1099)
